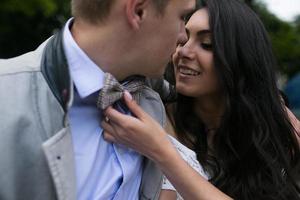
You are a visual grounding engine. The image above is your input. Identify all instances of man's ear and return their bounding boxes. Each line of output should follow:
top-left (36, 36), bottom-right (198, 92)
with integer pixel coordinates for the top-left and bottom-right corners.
top-left (126, 0), bottom-right (150, 30)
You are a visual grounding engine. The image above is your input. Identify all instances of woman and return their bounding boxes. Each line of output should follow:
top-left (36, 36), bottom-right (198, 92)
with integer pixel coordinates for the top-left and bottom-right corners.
top-left (102, 0), bottom-right (300, 199)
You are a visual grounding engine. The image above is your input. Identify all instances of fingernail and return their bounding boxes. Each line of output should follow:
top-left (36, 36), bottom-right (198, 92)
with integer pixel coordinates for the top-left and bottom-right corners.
top-left (124, 90), bottom-right (133, 101)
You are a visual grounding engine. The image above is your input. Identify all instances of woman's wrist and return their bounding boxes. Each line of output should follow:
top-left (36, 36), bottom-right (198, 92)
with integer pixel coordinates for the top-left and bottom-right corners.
top-left (151, 135), bottom-right (180, 169)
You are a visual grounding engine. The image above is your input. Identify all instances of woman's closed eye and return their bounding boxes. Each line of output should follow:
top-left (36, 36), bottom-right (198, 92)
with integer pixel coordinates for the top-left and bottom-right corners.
top-left (201, 42), bottom-right (213, 50)
top-left (198, 32), bottom-right (212, 51)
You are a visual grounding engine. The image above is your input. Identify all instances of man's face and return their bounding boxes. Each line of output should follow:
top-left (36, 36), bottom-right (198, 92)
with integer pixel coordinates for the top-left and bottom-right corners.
top-left (138, 0), bottom-right (196, 77)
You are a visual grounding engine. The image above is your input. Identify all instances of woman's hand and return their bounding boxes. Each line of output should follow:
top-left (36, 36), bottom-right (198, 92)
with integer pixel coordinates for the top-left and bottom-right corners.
top-left (102, 91), bottom-right (233, 200)
top-left (102, 91), bottom-right (173, 162)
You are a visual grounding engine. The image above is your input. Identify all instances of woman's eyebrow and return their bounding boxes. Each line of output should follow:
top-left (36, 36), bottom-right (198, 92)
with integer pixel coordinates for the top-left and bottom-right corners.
top-left (185, 28), bottom-right (210, 39)
top-left (197, 30), bottom-right (211, 37)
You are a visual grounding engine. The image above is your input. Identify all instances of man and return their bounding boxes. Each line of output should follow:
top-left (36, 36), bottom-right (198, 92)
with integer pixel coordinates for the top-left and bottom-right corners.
top-left (0, 0), bottom-right (195, 199)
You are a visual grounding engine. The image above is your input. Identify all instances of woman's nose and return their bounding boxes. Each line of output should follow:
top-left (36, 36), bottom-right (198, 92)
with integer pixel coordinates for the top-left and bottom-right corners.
top-left (177, 42), bottom-right (194, 60)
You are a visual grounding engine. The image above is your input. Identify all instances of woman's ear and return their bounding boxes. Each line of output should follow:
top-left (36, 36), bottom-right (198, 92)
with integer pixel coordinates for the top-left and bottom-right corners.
top-left (125, 0), bottom-right (150, 30)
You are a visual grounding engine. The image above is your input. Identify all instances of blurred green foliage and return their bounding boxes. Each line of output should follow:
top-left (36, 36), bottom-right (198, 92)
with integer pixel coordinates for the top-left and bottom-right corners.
top-left (0, 0), bottom-right (299, 78)
top-left (0, 0), bottom-right (70, 58)
top-left (1, 0), bottom-right (57, 16)
top-left (254, 2), bottom-right (300, 78)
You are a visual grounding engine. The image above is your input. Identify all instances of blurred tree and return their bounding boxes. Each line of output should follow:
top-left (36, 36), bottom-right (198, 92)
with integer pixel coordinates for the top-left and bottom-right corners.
top-left (0, 0), bottom-right (57, 16)
top-left (0, 0), bottom-right (70, 58)
top-left (294, 14), bottom-right (300, 32)
top-left (251, 1), bottom-right (300, 78)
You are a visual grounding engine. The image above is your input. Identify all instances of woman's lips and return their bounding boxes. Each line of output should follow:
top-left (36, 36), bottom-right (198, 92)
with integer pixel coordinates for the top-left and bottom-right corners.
top-left (178, 65), bottom-right (201, 76)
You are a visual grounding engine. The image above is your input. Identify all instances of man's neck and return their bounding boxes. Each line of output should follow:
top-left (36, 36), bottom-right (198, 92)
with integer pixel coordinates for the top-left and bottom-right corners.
top-left (70, 19), bottom-right (136, 81)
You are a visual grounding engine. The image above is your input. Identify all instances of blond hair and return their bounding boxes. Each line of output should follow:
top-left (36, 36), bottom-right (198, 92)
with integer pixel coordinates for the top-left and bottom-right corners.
top-left (71, 0), bottom-right (169, 24)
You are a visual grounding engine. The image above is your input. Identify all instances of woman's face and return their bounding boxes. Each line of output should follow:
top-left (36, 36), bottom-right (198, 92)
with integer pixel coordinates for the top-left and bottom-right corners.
top-left (172, 8), bottom-right (220, 98)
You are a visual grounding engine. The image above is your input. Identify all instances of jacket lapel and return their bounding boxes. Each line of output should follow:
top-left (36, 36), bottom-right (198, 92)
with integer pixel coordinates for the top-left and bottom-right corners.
top-left (40, 28), bottom-right (76, 199)
top-left (42, 127), bottom-right (76, 200)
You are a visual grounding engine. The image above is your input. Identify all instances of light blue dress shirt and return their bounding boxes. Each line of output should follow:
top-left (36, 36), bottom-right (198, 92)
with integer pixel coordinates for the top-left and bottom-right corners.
top-left (63, 19), bottom-right (143, 200)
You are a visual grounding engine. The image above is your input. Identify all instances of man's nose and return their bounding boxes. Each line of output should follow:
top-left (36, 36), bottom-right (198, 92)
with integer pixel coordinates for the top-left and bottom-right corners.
top-left (177, 26), bottom-right (188, 46)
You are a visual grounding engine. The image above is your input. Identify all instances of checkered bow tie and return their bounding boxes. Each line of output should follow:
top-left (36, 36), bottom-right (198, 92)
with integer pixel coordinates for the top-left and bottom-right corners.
top-left (97, 73), bottom-right (145, 110)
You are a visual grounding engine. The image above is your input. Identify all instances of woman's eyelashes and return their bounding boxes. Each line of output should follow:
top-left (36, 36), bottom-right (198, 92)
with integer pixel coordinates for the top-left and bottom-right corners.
top-left (199, 37), bottom-right (213, 50)
top-left (201, 42), bottom-right (213, 50)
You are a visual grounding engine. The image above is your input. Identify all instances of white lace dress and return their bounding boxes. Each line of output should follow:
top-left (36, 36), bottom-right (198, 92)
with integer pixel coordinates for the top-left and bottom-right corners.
top-left (161, 135), bottom-right (209, 200)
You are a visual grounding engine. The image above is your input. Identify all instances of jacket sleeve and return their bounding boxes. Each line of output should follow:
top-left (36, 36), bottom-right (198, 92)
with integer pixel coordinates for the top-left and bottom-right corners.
top-left (145, 77), bottom-right (177, 103)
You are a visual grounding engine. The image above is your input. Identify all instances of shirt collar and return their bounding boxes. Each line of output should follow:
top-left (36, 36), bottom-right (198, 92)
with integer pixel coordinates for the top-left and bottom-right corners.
top-left (63, 18), bottom-right (105, 98)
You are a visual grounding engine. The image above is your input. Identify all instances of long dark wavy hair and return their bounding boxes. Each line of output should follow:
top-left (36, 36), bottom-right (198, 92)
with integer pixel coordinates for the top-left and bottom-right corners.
top-left (169, 0), bottom-right (300, 199)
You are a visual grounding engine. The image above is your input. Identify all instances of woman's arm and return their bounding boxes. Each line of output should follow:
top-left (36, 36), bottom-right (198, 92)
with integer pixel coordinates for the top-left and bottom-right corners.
top-left (286, 107), bottom-right (300, 145)
top-left (102, 91), bottom-right (232, 200)
top-left (280, 91), bottom-right (300, 144)
top-left (159, 190), bottom-right (177, 200)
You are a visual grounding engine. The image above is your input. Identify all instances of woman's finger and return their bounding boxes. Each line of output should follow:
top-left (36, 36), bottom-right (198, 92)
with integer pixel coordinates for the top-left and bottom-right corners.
top-left (103, 106), bottom-right (135, 126)
top-left (103, 131), bottom-right (117, 143)
top-left (101, 120), bottom-right (115, 134)
top-left (102, 118), bottom-right (127, 141)
top-left (123, 91), bottom-right (147, 120)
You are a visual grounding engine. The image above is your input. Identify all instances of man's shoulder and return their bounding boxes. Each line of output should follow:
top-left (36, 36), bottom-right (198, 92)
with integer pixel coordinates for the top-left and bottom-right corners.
top-left (138, 86), bottom-right (167, 128)
top-left (0, 38), bottom-right (51, 76)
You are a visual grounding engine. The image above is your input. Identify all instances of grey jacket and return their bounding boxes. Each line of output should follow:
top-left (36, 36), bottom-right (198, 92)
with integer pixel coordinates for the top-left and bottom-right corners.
top-left (0, 30), bottom-right (166, 200)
